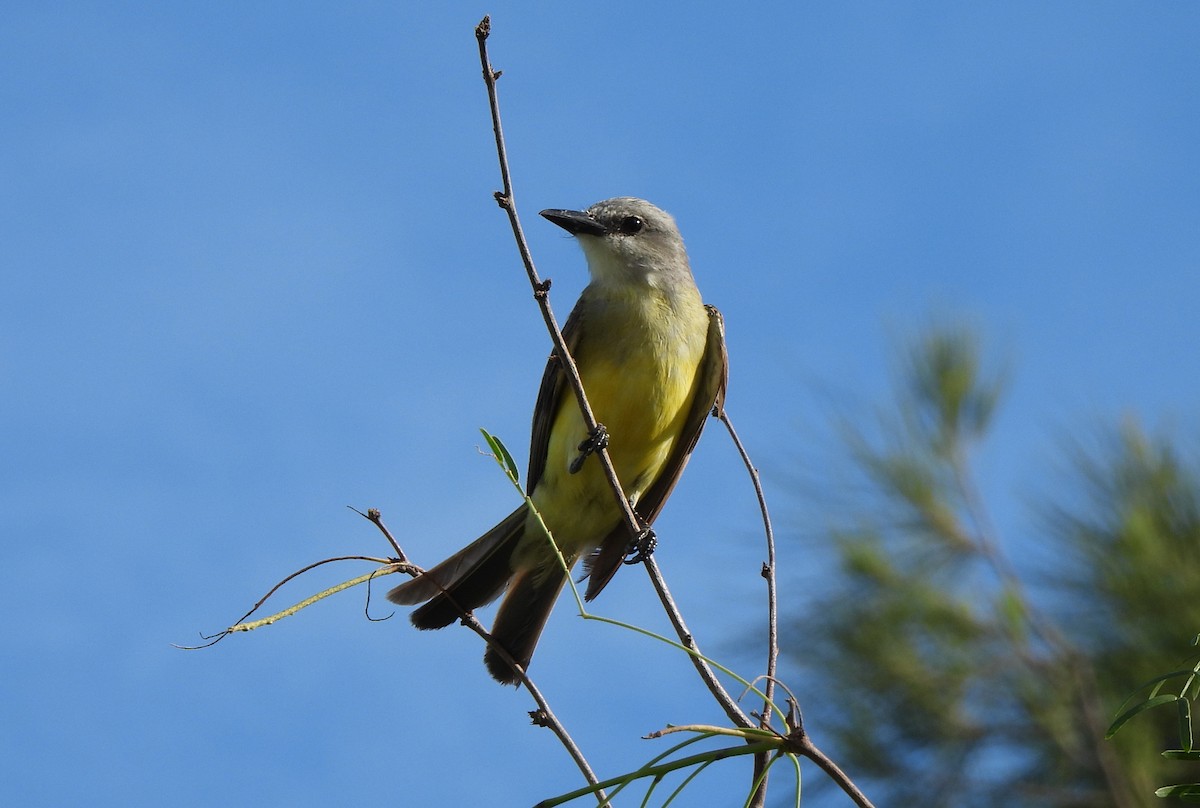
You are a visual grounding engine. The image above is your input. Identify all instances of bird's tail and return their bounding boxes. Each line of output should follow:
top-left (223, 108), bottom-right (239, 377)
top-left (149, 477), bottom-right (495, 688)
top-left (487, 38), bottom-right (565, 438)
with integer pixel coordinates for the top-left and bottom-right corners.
top-left (387, 506), bottom-right (526, 630)
top-left (485, 563), bottom-right (570, 685)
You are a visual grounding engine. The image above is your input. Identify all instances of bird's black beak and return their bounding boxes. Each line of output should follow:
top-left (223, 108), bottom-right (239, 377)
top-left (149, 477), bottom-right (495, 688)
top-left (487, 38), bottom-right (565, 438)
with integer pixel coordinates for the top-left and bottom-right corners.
top-left (540, 208), bottom-right (607, 237)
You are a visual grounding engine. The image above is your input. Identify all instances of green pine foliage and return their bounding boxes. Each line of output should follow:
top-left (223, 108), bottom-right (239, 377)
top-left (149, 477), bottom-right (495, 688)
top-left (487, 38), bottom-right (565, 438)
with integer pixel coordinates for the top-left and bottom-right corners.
top-left (791, 326), bottom-right (1200, 807)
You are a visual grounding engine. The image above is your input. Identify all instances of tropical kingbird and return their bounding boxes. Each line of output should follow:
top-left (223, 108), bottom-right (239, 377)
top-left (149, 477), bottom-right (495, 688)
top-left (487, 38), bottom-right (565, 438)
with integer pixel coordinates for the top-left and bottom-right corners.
top-left (388, 197), bottom-right (727, 684)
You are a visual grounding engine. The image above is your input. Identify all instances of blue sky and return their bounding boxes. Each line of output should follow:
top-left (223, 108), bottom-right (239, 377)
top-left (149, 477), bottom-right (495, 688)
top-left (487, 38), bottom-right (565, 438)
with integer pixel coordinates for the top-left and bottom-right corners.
top-left (3, 3), bottom-right (1198, 806)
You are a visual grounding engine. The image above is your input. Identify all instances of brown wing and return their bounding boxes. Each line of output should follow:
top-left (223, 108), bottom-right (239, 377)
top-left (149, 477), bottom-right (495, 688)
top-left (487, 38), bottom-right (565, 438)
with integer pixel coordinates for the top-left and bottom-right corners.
top-left (583, 305), bottom-right (729, 600)
top-left (525, 297), bottom-right (588, 495)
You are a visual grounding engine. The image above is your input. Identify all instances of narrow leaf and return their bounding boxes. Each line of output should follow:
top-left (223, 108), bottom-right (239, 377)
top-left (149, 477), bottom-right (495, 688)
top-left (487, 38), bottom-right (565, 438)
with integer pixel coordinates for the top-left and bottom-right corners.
top-left (1155, 783), bottom-right (1200, 800)
top-left (479, 428), bottom-right (520, 484)
top-left (1107, 694), bottom-right (1180, 738)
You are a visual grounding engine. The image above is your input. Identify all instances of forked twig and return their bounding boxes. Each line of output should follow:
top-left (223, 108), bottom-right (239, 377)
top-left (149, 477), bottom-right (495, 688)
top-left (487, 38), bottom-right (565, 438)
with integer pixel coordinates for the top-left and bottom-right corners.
top-left (175, 553), bottom-right (403, 649)
top-left (782, 700), bottom-right (875, 808)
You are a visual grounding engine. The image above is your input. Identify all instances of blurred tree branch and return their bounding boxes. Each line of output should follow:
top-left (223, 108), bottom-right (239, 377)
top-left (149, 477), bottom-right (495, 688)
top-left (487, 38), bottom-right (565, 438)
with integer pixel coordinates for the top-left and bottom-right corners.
top-left (788, 323), bottom-right (1200, 807)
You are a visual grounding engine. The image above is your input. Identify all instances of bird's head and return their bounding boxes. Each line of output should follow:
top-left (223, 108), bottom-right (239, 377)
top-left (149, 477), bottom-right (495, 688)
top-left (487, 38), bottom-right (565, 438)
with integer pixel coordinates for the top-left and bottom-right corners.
top-left (540, 197), bottom-right (692, 289)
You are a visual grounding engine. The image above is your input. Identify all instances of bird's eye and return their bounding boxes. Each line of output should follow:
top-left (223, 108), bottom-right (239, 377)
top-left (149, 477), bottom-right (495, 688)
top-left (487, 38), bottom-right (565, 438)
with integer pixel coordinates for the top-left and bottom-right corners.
top-left (618, 215), bottom-right (645, 235)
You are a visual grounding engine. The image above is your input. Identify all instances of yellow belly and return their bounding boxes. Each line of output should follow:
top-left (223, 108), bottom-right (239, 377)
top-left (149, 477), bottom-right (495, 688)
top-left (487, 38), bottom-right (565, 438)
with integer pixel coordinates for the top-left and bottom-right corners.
top-left (521, 287), bottom-right (709, 565)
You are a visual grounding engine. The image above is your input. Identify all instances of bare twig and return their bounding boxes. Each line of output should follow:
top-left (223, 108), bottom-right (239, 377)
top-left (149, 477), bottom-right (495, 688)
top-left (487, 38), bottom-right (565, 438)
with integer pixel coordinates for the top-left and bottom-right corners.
top-left (361, 503), bottom-right (605, 798)
top-left (779, 701), bottom-right (876, 808)
top-left (641, 556), bottom-right (754, 729)
top-left (473, 15), bottom-right (752, 734)
top-left (473, 18), bottom-right (640, 537)
top-left (349, 505), bottom-right (407, 561)
top-left (175, 553), bottom-right (404, 649)
top-left (460, 611), bottom-right (604, 796)
top-left (717, 409), bottom-right (779, 807)
top-left (792, 736), bottom-right (875, 808)
top-left (718, 412), bottom-right (779, 713)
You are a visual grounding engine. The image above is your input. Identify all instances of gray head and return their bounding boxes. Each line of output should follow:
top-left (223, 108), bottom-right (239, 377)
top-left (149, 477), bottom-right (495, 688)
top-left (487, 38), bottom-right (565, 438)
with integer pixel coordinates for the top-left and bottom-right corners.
top-left (540, 197), bottom-right (693, 289)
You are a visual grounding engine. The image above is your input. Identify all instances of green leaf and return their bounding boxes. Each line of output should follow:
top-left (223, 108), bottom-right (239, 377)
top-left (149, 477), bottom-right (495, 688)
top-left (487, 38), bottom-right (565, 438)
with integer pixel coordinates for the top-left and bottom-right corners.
top-left (1155, 783), bottom-right (1200, 801)
top-left (1163, 750), bottom-right (1200, 760)
top-left (997, 586), bottom-right (1027, 638)
top-left (1107, 694), bottom-right (1180, 739)
top-left (1108, 668), bottom-right (1197, 728)
top-left (479, 428), bottom-right (520, 485)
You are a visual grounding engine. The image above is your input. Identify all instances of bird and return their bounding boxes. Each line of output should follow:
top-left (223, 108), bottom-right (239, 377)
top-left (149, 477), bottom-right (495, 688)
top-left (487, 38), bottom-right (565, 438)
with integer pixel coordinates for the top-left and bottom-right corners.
top-left (388, 197), bottom-right (727, 684)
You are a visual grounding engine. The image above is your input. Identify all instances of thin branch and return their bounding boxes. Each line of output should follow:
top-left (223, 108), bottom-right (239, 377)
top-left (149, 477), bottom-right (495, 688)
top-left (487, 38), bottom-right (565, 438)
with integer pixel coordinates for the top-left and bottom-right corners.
top-left (362, 503), bottom-right (605, 798)
top-left (473, 17), bottom-right (641, 539)
top-left (642, 557), bottom-right (754, 728)
top-left (349, 505), bottom-right (407, 561)
top-left (793, 735), bottom-right (875, 808)
top-left (775, 700), bottom-right (876, 808)
top-left (719, 409), bottom-right (780, 806)
top-left (473, 16), bottom-right (752, 735)
top-left (225, 568), bottom-right (401, 632)
top-left (718, 411), bottom-right (779, 710)
top-left (459, 610), bottom-right (605, 796)
top-left (175, 554), bottom-right (404, 649)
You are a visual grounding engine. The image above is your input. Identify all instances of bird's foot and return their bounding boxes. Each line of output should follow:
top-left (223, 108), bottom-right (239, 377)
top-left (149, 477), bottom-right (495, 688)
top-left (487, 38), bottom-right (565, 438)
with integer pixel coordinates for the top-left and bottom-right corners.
top-left (569, 424), bottom-right (609, 474)
top-left (623, 527), bottom-right (657, 565)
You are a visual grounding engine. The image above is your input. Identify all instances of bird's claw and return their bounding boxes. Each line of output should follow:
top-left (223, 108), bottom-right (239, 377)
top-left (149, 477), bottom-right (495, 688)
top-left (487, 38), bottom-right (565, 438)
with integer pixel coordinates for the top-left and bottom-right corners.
top-left (569, 424), bottom-right (609, 474)
top-left (623, 527), bottom-right (657, 565)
